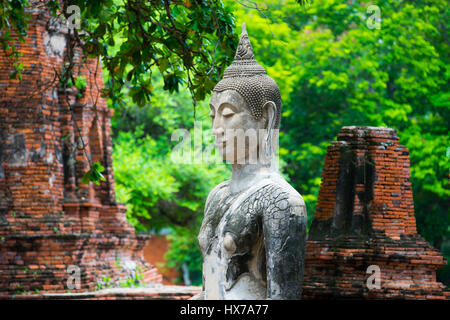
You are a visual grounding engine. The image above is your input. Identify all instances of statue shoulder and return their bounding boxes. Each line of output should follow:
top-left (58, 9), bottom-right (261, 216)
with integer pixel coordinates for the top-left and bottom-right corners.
top-left (205, 180), bottom-right (230, 209)
top-left (259, 177), bottom-right (307, 218)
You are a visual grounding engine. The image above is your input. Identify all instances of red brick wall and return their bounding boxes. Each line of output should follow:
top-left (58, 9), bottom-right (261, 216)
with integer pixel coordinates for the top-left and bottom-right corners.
top-left (303, 126), bottom-right (449, 299)
top-left (143, 235), bottom-right (182, 285)
top-left (0, 5), bottom-right (161, 295)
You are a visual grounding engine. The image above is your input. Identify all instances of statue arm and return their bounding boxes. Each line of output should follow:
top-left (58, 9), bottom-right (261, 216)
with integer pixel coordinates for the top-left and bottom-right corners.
top-left (197, 181), bottom-right (229, 300)
top-left (262, 192), bottom-right (307, 300)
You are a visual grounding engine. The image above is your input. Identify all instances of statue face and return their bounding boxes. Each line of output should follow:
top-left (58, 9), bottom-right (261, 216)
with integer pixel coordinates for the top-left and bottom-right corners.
top-left (210, 90), bottom-right (266, 164)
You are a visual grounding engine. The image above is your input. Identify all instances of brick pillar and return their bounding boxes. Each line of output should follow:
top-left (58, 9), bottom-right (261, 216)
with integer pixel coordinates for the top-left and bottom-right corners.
top-left (303, 126), bottom-right (449, 299)
top-left (0, 4), bottom-right (161, 295)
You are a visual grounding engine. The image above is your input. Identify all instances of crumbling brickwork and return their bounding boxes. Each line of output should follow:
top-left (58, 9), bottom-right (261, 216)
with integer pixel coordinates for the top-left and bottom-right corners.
top-left (0, 6), bottom-right (161, 295)
top-left (303, 126), bottom-right (449, 299)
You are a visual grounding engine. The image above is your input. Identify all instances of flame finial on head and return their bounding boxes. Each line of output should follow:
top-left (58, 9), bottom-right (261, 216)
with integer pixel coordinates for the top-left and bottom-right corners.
top-left (213, 22), bottom-right (282, 128)
top-left (234, 22), bottom-right (254, 60)
top-left (220, 22), bottom-right (266, 78)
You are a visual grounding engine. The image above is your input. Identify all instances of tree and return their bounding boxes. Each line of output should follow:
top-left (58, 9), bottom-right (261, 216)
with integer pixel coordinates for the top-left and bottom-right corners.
top-left (2, 0), bottom-right (238, 105)
top-left (111, 72), bottom-right (230, 284)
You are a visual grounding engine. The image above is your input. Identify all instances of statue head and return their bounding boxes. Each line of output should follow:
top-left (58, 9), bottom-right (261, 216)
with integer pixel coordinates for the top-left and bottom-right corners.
top-left (210, 23), bottom-right (282, 164)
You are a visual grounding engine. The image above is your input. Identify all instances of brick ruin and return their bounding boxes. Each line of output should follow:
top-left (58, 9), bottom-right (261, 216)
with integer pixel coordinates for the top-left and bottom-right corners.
top-left (0, 7), bottom-right (162, 295)
top-left (303, 126), bottom-right (449, 299)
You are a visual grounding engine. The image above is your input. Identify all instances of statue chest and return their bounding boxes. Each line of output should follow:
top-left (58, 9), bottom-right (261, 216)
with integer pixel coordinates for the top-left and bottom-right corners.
top-left (199, 185), bottom-right (263, 258)
top-left (199, 183), bottom-right (268, 299)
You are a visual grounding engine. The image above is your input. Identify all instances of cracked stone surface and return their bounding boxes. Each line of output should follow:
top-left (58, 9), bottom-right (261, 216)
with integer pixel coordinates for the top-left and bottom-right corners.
top-left (198, 178), bottom-right (307, 300)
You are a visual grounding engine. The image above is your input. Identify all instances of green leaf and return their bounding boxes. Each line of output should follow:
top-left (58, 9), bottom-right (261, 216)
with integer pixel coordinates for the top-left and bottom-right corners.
top-left (81, 161), bottom-right (106, 185)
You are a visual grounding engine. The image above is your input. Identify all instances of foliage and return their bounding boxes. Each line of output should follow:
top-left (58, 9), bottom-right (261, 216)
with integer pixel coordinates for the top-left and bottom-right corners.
top-left (81, 161), bottom-right (106, 185)
top-left (1, 0), bottom-right (59, 76)
top-left (2, 0), bottom-right (238, 106)
top-left (113, 72), bottom-right (230, 229)
top-left (1, 0), bottom-right (30, 76)
top-left (165, 226), bottom-right (203, 285)
top-left (71, 0), bottom-right (238, 107)
top-left (95, 269), bottom-right (144, 290)
top-left (112, 72), bottom-right (230, 283)
top-left (74, 76), bottom-right (86, 90)
top-left (96, 275), bottom-right (113, 290)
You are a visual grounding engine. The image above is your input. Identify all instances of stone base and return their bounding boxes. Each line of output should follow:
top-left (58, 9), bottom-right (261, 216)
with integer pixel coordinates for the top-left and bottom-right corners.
top-left (303, 235), bottom-right (450, 299)
top-left (0, 286), bottom-right (201, 300)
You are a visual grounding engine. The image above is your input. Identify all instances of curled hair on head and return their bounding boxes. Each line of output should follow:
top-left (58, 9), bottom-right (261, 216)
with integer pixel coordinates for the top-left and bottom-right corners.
top-left (213, 23), bottom-right (282, 129)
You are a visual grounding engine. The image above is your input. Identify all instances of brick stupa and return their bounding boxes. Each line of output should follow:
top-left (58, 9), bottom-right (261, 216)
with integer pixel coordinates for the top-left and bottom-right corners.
top-left (302, 126), bottom-right (449, 299)
top-left (0, 6), bottom-right (162, 295)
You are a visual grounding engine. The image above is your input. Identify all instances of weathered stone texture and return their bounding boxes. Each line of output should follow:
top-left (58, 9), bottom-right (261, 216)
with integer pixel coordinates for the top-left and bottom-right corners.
top-left (303, 126), bottom-right (449, 299)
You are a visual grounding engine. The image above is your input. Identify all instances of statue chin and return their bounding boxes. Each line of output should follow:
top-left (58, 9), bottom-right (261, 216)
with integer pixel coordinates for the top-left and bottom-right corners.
top-left (217, 146), bottom-right (252, 165)
top-left (197, 22), bottom-right (307, 300)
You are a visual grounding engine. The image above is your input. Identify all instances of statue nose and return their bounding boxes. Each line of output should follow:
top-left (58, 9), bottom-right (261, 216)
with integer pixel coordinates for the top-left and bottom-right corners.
top-left (212, 122), bottom-right (224, 138)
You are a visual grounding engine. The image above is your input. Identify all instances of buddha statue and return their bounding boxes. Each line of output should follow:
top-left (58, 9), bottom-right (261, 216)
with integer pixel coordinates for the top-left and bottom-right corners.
top-left (194, 23), bottom-right (307, 300)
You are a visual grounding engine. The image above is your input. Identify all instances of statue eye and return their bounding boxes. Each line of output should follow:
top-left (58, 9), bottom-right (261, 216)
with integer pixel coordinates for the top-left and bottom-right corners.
top-left (209, 111), bottom-right (215, 118)
top-left (222, 107), bottom-right (235, 117)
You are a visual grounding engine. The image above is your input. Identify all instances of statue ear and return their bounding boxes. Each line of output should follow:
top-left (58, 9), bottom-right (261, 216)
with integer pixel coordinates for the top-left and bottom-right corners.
top-left (263, 101), bottom-right (276, 159)
top-left (263, 101), bottom-right (276, 131)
